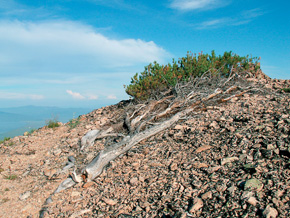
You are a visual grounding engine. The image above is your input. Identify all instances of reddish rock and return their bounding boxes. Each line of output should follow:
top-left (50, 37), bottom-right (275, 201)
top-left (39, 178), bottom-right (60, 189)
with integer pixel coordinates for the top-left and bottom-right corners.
top-left (195, 145), bottom-right (211, 154)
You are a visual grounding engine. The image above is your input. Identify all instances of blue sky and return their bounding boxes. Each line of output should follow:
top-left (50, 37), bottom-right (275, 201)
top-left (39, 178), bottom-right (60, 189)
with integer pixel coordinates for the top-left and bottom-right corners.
top-left (0, 0), bottom-right (289, 108)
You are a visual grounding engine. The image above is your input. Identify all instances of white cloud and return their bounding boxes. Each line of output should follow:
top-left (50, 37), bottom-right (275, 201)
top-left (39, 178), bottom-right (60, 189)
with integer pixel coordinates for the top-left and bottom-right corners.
top-left (0, 19), bottom-right (169, 77)
top-left (0, 91), bottom-right (44, 100)
top-left (198, 18), bottom-right (230, 28)
top-left (66, 90), bottom-right (85, 100)
top-left (196, 8), bottom-right (265, 29)
top-left (170, 0), bottom-right (230, 11)
top-left (242, 8), bottom-right (265, 19)
top-left (87, 94), bottom-right (99, 100)
top-left (107, 95), bottom-right (117, 100)
top-left (66, 90), bottom-right (100, 100)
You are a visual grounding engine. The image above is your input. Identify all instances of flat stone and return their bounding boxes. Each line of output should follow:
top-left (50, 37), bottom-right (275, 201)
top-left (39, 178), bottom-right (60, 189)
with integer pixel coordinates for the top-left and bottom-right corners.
top-left (263, 205), bottom-right (278, 218)
top-left (243, 163), bottom-right (256, 174)
top-left (19, 191), bottom-right (31, 201)
top-left (130, 177), bottom-right (138, 186)
top-left (195, 145), bottom-right (211, 154)
top-left (209, 121), bottom-right (219, 129)
top-left (21, 204), bottom-right (33, 213)
top-left (174, 124), bottom-right (188, 130)
top-left (247, 196), bottom-right (258, 206)
top-left (43, 168), bottom-right (56, 178)
top-left (103, 198), bottom-right (117, 206)
top-left (227, 185), bottom-right (237, 195)
top-left (267, 144), bottom-right (275, 150)
top-left (216, 183), bottom-right (227, 192)
top-left (139, 176), bottom-right (145, 182)
top-left (244, 179), bottom-right (263, 192)
top-left (170, 163), bottom-right (178, 171)
top-left (83, 182), bottom-right (95, 188)
top-left (193, 162), bottom-right (208, 168)
top-left (201, 191), bottom-right (212, 200)
top-left (45, 196), bottom-right (53, 204)
top-left (132, 162), bottom-right (140, 170)
top-left (53, 148), bottom-right (62, 156)
top-left (71, 191), bottom-right (81, 197)
top-left (221, 157), bottom-right (239, 165)
top-left (189, 197), bottom-right (203, 213)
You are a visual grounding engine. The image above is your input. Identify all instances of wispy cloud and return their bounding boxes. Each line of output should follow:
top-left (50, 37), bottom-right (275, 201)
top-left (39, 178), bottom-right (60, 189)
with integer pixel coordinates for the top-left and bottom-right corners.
top-left (241, 8), bottom-right (265, 19)
top-left (197, 18), bottom-right (231, 28)
top-left (0, 91), bottom-right (44, 100)
top-left (88, 0), bottom-right (135, 10)
top-left (66, 90), bottom-right (100, 100)
top-left (107, 95), bottom-right (117, 100)
top-left (87, 94), bottom-right (99, 100)
top-left (169, 0), bottom-right (230, 11)
top-left (196, 8), bottom-right (265, 29)
top-left (66, 90), bottom-right (86, 100)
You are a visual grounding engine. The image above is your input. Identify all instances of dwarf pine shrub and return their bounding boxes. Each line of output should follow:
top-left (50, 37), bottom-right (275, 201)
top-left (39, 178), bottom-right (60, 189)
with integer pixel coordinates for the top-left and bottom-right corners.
top-left (125, 51), bottom-right (260, 100)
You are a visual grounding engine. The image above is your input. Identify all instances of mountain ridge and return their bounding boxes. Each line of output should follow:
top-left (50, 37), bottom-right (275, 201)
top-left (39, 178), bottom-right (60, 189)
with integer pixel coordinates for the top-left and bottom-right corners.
top-left (0, 73), bottom-right (289, 217)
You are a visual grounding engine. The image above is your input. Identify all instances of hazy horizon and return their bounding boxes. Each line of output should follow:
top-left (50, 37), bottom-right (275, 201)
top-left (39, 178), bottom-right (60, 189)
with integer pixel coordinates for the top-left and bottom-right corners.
top-left (0, 105), bottom-right (101, 140)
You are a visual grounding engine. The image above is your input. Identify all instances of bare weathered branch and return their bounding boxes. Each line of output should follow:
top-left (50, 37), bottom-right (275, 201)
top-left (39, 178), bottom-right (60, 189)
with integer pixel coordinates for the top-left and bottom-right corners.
top-left (83, 107), bottom-right (195, 182)
top-left (219, 90), bottom-right (249, 103)
top-left (80, 129), bottom-right (100, 150)
top-left (81, 127), bottom-right (115, 150)
top-left (53, 83), bottom-right (249, 196)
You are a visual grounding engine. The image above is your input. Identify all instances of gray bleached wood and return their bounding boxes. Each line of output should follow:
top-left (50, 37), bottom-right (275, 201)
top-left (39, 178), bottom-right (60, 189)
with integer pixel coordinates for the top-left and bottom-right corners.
top-left (83, 108), bottom-right (194, 181)
top-left (80, 129), bottom-right (100, 150)
top-left (80, 127), bottom-right (119, 150)
top-left (54, 177), bottom-right (76, 193)
top-left (53, 84), bottom-right (248, 194)
top-left (54, 108), bottom-right (194, 193)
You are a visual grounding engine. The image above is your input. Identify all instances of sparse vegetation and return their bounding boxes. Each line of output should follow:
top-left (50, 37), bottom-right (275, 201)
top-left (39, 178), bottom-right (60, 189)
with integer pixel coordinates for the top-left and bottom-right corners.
top-left (1, 198), bottom-right (10, 203)
top-left (125, 51), bottom-right (260, 100)
top-left (0, 137), bottom-right (11, 144)
top-left (24, 128), bottom-right (36, 136)
top-left (68, 117), bottom-right (81, 129)
top-left (3, 174), bottom-right (18, 180)
top-left (28, 128), bottom-right (36, 134)
top-left (282, 88), bottom-right (290, 93)
top-left (0, 137), bottom-right (13, 146)
top-left (46, 119), bottom-right (60, 128)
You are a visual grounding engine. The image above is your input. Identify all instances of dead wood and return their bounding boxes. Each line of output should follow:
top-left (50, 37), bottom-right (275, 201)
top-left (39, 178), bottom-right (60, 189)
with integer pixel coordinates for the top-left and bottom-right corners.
top-left (130, 95), bottom-right (174, 132)
top-left (51, 71), bottom-right (257, 198)
top-left (80, 129), bottom-right (100, 150)
top-left (81, 127), bottom-right (117, 150)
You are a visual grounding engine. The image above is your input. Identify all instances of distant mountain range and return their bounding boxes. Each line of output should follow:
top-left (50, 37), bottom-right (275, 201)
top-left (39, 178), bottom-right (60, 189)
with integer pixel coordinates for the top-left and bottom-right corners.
top-left (0, 106), bottom-right (93, 140)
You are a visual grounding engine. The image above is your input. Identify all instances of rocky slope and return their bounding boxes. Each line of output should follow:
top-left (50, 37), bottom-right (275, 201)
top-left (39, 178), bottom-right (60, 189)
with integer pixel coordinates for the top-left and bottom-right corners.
top-left (0, 74), bottom-right (289, 218)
